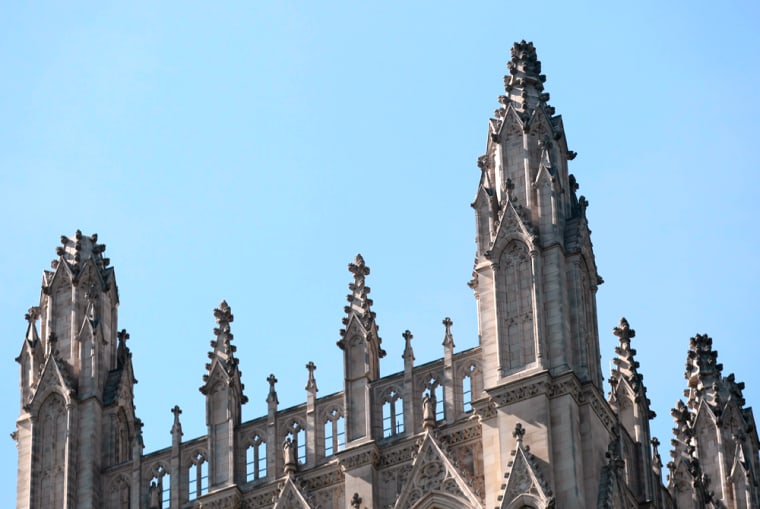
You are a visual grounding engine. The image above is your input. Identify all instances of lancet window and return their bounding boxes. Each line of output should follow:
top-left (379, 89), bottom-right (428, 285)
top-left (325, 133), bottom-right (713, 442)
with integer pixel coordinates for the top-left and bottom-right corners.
top-left (382, 388), bottom-right (404, 437)
top-left (107, 476), bottom-right (130, 509)
top-left (149, 464), bottom-right (170, 508)
top-left (462, 363), bottom-right (478, 413)
top-left (423, 375), bottom-right (445, 421)
top-left (187, 451), bottom-right (208, 500)
top-left (285, 420), bottom-right (307, 464)
top-left (34, 393), bottom-right (66, 509)
top-left (246, 433), bottom-right (267, 482)
top-left (323, 407), bottom-right (345, 456)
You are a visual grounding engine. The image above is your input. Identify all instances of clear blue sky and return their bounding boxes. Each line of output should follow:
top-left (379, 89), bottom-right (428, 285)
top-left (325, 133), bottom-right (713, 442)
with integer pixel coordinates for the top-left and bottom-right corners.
top-left (1, 2), bottom-right (759, 504)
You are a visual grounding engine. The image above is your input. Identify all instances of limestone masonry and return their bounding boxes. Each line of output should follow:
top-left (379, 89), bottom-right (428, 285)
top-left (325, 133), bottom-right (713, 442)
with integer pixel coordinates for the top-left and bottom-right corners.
top-left (14, 41), bottom-right (760, 508)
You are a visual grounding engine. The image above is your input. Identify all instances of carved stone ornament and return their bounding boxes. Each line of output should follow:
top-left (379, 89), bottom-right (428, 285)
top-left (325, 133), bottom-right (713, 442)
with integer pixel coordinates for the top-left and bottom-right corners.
top-left (393, 433), bottom-right (482, 509)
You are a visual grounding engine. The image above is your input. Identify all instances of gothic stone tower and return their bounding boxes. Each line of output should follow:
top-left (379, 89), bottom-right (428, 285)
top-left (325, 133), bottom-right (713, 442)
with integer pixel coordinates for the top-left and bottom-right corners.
top-left (15, 231), bottom-right (141, 509)
top-left (471, 41), bottom-right (620, 508)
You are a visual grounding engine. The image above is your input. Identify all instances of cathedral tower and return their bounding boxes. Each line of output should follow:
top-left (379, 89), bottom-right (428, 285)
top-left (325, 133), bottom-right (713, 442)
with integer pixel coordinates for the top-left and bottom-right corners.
top-left (14, 231), bottom-right (141, 509)
top-left (471, 42), bottom-right (609, 508)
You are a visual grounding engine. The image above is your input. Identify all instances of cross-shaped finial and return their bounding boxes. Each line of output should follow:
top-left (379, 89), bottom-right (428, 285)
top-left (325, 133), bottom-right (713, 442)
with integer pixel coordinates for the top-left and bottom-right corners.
top-left (442, 317), bottom-right (453, 334)
top-left (442, 317), bottom-right (455, 349)
top-left (513, 422), bottom-right (526, 442)
top-left (213, 300), bottom-right (233, 325)
top-left (613, 317), bottom-right (635, 346)
top-left (351, 493), bottom-right (362, 509)
top-left (305, 361), bottom-right (318, 392)
top-left (651, 437), bottom-right (660, 449)
top-left (267, 374), bottom-right (277, 387)
top-left (348, 254), bottom-right (370, 280)
top-left (171, 405), bottom-right (182, 419)
top-left (402, 330), bottom-right (414, 362)
top-left (118, 329), bottom-right (130, 345)
top-left (24, 306), bottom-right (39, 324)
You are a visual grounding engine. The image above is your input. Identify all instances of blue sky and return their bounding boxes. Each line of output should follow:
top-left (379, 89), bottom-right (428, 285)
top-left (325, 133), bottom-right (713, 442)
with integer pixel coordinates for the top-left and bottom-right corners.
top-left (1, 2), bottom-right (759, 504)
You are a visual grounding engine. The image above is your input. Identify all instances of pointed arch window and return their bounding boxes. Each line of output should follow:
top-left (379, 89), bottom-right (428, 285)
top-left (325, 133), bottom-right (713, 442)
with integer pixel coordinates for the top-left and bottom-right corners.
top-left (286, 420), bottom-right (307, 465)
top-left (149, 464), bottom-right (170, 508)
top-left (34, 393), bottom-right (66, 509)
top-left (324, 408), bottom-right (345, 456)
top-left (382, 388), bottom-right (404, 437)
top-left (246, 434), bottom-right (267, 482)
top-left (423, 375), bottom-right (445, 421)
top-left (107, 476), bottom-right (130, 509)
top-left (188, 451), bottom-right (208, 500)
top-left (462, 363), bottom-right (478, 413)
top-left (500, 241), bottom-right (535, 372)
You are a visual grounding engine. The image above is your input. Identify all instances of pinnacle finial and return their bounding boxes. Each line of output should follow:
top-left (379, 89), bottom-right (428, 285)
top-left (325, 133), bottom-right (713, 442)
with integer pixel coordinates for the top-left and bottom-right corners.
top-left (402, 330), bottom-right (414, 362)
top-left (267, 374), bottom-right (279, 406)
top-left (171, 405), bottom-right (183, 437)
top-left (513, 422), bottom-right (526, 442)
top-left (305, 361), bottom-right (318, 392)
top-left (442, 317), bottom-right (455, 349)
top-left (613, 317), bottom-right (635, 345)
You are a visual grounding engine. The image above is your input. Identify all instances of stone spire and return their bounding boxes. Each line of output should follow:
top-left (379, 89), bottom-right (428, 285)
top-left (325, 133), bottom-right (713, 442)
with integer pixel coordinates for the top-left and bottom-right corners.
top-left (338, 254), bottom-right (385, 443)
top-left (502, 40), bottom-right (549, 114)
top-left (668, 334), bottom-right (760, 506)
top-left (608, 318), bottom-right (655, 419)
top-left (338, 254), bottom-right (385, 359)
top-left (200, 300), bottom-right (248, 404)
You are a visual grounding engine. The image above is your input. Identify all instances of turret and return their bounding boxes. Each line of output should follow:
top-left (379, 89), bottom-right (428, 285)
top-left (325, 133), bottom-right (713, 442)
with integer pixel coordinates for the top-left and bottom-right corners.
top-left (668, 334), bottom-right (760, 507)
top-left (337, 254), bottom-right (385, 443)
top-left (199, 300), bottom-right (248, 488)
top-left (14, 231), bottom-right (139, 509)
top-left (607, 318), bottom-right (658, 504)
top-left (471, 41), bottom-right (602, 389)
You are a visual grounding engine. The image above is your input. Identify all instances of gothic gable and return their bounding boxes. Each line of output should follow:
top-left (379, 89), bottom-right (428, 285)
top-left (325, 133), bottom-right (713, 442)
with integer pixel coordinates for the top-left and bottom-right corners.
top-left (394, 432), bottom-right (481, 509)
top-left (499, 425), bottom-right (554, 509)
top-left (272, 476), bottom-right (312, 509)
top-left (488, 200), bottom-right (537, 259)
top-left (26, 351), bottom-right (75, 412)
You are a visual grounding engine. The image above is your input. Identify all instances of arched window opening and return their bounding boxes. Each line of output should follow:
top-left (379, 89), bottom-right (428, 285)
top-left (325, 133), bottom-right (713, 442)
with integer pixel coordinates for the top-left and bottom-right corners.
top-left (35, 393), bottom-right (66, 509)
top-left (382, 389), bottom-right (404, 437)
top-left (462, 363), bottom-right (477, 413)
top-left (149, 464), bottom-right (170, 508)
top-left (286, 421), bottom-right (307, 465)
top-left (324, 408), bottom-right (345, 456)
top-left (423, 376), bottom-right (445, 421)
top-left (188, 452), bottom-right (208, 500)
top-left (246, 434), bottom-right (267, 482)
top-left (108, 477), bottom-right (130, 509)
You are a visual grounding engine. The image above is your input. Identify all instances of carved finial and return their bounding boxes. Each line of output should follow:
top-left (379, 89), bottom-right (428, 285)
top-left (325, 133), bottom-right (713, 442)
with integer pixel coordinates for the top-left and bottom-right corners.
top-left (25, 306), bottom-right (40, 324)
top-left (213, 300), bottom-right (233, 326)
top-left (267, 374), bottom-right (279, 405)
top-left (348, 254), bottom-right (370, 281)
top-left (305, 361), bottom-right (318, 392)
top-left (442, 317), bottom-right (455, 349)
top-left (171, 405), bottom-right (183, 437)
top-left (117, 329), bottom-right (130, 368)
top-left (513, 422), bottom-right (526, 442)
top-left (402, 330), bottom-right (414, 363)
top-left (351, 493), bottom-right (362, 509)
top-left (613, 317), bottom-right (635, 346)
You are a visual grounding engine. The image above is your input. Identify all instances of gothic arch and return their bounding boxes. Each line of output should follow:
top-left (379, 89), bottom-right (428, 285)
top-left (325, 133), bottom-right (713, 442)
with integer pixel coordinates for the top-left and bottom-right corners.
top-left (106, 474), bottom-right (131, 509)
top-left (32, 392), bottom-right (67, 509)
top-left (497, 240), bottom-right (536, 373)
top-left (503, 493), bottom-right (543, 509)
top-left (408, 491), bottom-right (478, 509)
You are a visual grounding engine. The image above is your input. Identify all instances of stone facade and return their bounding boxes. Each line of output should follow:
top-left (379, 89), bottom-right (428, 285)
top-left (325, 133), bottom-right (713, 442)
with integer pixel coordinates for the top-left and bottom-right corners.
top-left (14, 41), bottom-right (760, 509)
